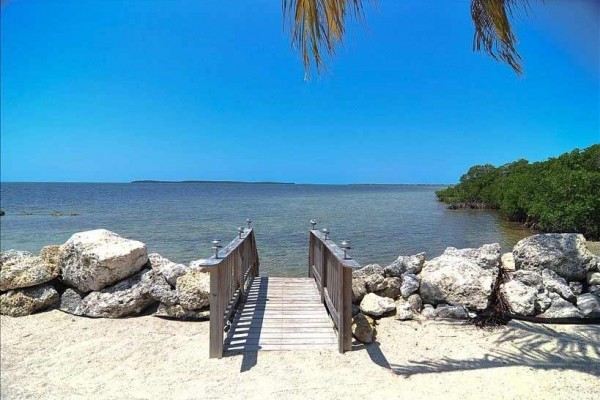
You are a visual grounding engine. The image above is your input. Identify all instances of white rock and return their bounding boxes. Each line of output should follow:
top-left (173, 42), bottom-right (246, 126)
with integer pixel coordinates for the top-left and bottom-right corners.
top-left (587, 272), bottom-right (600, 286)
top-left (148, 253), bottom-right (189, 287)
top-left (542, 269), bottom-right (575, 302)
top-left (508, 270), bottom-right (543, 292)
top-left (513, 233), bottom-right (595, 281)
top-left (400, 273), bottom-right (420, 298)
top-left (420, 304), bottom-right (437, 319)
top-left (501, 252), bottom-right (515, 270)
top-left (60, 229), bottom-right (148, 292)
top-left (534, 290), bottom-right (552, 313)
top-left (576, 293), bottom-right (600, 318)
top-left (359, 293), bottom-right (396, 317)
top-left (78, 269), bottom-right (156, 318)
top-left (176, 269), bottom-right (210, 310)
top-left (539, 292), bottom-right (583, 319)
top-left (442, 243), bottom-right (501, 270)
top-left (500, 280), bottom-right (536, 316)
top-left (384, 253), bottom-right (426, 277)
top-left (420, 244), bottom-right (499, 310)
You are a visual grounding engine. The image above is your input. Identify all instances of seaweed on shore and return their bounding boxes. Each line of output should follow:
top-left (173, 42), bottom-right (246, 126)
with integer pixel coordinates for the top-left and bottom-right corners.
top-left (471, 267), bottom-right (512, 328)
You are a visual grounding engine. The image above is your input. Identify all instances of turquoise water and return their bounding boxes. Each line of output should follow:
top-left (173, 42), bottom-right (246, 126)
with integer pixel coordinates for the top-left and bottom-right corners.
top-left (0, 183), bottom-right (532, 276)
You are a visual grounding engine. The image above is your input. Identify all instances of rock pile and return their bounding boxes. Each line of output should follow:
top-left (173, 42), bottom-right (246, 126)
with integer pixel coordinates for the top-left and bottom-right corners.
top-left (1, 229), bottom-right (211, 319)
top-left (351, 233), bottom-right (600, 344)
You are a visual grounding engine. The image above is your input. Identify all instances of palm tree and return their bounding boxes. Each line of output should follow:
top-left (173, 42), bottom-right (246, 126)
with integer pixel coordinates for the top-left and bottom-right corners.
top-left (283, 0), bottom-right (531, 77)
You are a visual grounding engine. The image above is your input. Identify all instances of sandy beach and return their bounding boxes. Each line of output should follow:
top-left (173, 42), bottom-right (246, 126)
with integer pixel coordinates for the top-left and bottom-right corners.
top-left (1, 310), bottom-right (598, 400)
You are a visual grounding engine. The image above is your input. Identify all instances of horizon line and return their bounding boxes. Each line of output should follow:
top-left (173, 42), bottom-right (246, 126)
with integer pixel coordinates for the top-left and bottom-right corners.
top-left (0, 179), bottom-right (453, 186)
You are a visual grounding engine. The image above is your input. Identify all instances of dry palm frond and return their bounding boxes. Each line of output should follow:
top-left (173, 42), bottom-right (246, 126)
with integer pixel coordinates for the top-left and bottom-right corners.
top-left (284, 0), bottom-right (532, 78)
top-left (282, 0), bottom-right (365, 78)
top-left (471, 0), bottom-right (532, 75)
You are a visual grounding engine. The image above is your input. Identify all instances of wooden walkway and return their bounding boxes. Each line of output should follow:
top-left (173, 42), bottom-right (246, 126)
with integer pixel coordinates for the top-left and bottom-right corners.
top-left (223, 276), bottom-right (337, 353)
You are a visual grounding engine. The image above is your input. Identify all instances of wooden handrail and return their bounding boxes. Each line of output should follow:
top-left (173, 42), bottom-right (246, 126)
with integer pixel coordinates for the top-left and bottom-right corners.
top-left (198, 228), bottom-right (259, 359)
top-left (308, 230), bottom-right (360, 353)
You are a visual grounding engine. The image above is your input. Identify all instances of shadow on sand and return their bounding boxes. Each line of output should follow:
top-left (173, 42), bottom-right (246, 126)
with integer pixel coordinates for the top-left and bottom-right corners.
top-left (355, 321), bottom-right (600, 378)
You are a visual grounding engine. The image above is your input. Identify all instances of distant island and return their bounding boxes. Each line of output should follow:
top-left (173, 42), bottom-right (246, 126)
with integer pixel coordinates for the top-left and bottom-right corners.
top-left (131, 180), bottom-right (295, 184)
top-left (436, 144), bottom-right (600, 240)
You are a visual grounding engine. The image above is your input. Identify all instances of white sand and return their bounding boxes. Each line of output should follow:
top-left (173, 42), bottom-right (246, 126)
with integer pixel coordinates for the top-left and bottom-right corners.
top-left (1, 310), bottom-right (598, 399)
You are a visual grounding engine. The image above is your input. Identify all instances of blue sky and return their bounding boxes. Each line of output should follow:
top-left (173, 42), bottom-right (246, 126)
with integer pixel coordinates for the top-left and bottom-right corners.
top-left (1, 0), bottom-right (598, 183)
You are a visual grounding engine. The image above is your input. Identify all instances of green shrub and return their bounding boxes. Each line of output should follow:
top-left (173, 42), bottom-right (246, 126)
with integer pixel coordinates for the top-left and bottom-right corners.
top-left (436, 144), bottom-right (600, 239)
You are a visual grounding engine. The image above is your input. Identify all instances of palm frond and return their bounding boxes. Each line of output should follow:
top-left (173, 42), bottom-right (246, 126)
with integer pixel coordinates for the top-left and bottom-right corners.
top-left (283, 0), bottom-right (531, 77)
top-left (471, 0), bottom-right (531, 75)
top-left (282, 0), bottom-right (365, 78)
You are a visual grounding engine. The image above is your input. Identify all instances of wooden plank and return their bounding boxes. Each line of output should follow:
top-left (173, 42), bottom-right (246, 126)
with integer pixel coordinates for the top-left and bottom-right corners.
top-left (224, 344), bottom-right (337, 352)
top-left (224, 338), bottom-right (338, 346)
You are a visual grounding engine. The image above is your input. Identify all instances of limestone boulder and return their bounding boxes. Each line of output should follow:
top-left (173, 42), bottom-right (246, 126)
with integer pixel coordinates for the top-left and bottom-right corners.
top-left (394, 298), bottom-right (413, 321)
top-left (352, 313), bottom-right (376, 343)
top-left (442, 243), bottom-right (501, 270)
top-left (576, 293), bottom-right (600, 318)
top-left (400, 273), bottom-right (420, 298)
top-left (435, 304), bottom-right (469, 319)
top-left (384, 252), bottom-right (426, 277)
top-left (60, 229), bottom-right (148, 292)
top-left (39, 245), bottom-right (62, 267)
top-left (0, 254), bottom-right (60, 291)
top-left (149, 274), bottom-right (179, 306)
top-left (78, 269), bottom-right (156, 318)
top-left (0, 284), bottom-right (59, 317)
top-left (58, 288), bottom-right (85, 315)
top-left (176, 269), bottom-right (210, 310)
top-left (420, 244), bottom-right (499, 310)
top-left (539, 292), bottom-right (583, 318)
top-left (542, 269), bottom-right (575, 302)
top-left (407, 293), bottom-right (423, 313)
top-left (352, 278), bottom-right (367, 303)
top-left (501, 252), bottom-right (515, 270)
top-left (155, 304), bottom-right (210, 320)
top-left (569, 282), bottom-right (583, 296)
top-left (374, 277), bottom-right (402, 299)
top-left (534, 290), bottom-right (552, 313)
top-left (363, 274), bottom-right (385, 293)
top-left (500, 280), bottom-right (536, 316)
top-left (352, 264), bottom-right (384, 278)
top-left (420, 304), bottom-right (437, 319)
top-left (508, 270), bottom-right (543, 292)
top-left (359, 293), bottom-right (396, 318)
top-left (147, 253), bottom-right (189, 287)
top-left (587, 272), bottom-right (600, 286)
top-left (513, 234), bottom-right (595, 282)
top-left (0, 250), bottom-right (33, 265)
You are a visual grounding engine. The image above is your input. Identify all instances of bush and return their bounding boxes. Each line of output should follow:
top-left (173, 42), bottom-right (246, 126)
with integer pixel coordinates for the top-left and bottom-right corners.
top-left (436, 145), bottom-right (600, 239)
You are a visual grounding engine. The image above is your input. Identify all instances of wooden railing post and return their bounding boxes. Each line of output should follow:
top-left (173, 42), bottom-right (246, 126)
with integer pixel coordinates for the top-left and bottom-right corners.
top-left (209, 266), bottom-right (223, 359)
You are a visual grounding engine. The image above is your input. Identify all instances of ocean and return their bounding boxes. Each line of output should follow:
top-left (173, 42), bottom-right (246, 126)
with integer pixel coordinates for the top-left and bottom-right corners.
top-left (0, 182), bottom-right (532, 276)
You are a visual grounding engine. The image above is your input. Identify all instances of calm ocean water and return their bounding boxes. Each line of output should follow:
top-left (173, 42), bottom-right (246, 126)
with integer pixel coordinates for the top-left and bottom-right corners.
top-left (0, 183), bottom-right (532, 277)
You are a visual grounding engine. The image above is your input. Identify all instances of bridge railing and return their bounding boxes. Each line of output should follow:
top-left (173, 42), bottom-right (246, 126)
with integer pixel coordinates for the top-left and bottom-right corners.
top-left (199, 228), bottom-right (259, 359)
top-left (308, 229), bottom-right (360, 353)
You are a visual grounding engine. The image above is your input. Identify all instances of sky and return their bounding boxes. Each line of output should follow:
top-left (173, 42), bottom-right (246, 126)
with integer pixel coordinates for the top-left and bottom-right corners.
top-left (1, 0), bottom-right (598, 184)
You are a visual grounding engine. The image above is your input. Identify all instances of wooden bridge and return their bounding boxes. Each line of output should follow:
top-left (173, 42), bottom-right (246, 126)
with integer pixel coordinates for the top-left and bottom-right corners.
top-left (199, 225), bottom-right (361, 358)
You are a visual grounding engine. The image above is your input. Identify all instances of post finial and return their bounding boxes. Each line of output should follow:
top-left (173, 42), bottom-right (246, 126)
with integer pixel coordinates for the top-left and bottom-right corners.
top-left (340, 240), bottom-right (351, 259)
top-left (322, 228), bottom-right (330, 240)
top-left (212, 239), bottom-right (223, 258)
top-left (310, 219), bottom-right (317, 230)
top-left (246, 218), bottom-right (252, 228)
top-left (237, 226), bottom-right (244, 238)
